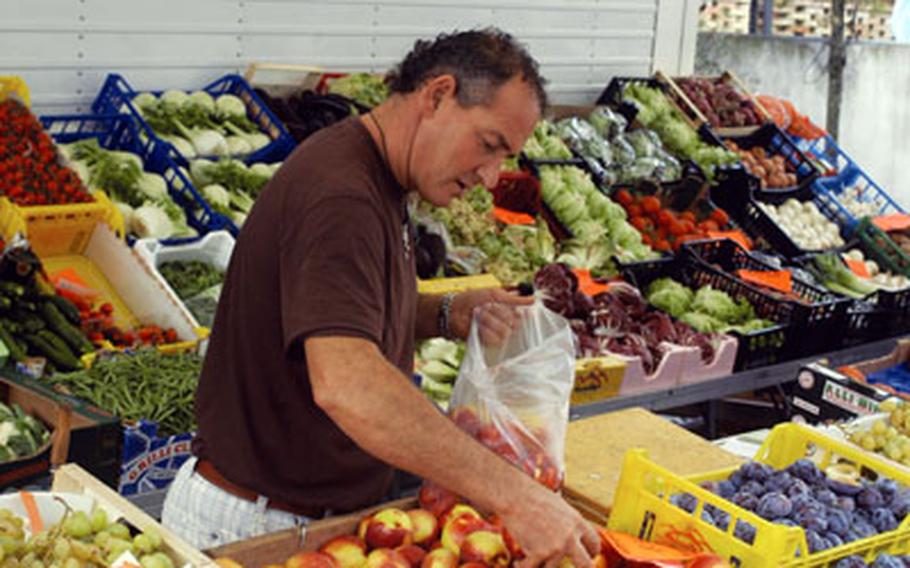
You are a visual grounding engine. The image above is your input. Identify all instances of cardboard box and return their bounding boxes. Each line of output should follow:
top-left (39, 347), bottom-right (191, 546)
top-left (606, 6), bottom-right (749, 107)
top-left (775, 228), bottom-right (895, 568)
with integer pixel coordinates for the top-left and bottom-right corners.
top-left (52, 463), bottom-right (215, 567)
top-left (790, 362), bottom-right (891, 424)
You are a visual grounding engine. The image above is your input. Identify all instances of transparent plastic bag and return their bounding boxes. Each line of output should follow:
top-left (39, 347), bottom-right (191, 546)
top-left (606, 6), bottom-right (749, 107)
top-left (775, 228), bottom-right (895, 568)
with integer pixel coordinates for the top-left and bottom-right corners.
top-left (448, 301), bottom-right (575, 490)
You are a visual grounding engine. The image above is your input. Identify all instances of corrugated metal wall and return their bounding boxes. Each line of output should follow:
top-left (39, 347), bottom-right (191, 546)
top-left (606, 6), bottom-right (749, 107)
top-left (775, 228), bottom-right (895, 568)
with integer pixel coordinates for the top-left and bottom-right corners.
top-left (2, 0), bottom-right (699, 114)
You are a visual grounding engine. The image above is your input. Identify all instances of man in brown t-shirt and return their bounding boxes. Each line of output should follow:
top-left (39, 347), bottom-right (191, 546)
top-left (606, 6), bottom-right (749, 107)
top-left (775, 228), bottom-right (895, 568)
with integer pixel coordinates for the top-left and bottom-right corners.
top-left (162, 29), bottom-right (599, 567)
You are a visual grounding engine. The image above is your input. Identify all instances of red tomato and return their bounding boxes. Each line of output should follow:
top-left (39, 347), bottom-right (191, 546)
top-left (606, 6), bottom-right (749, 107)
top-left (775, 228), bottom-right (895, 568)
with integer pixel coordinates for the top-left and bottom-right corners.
top-left (614, 189), bottom-right (633, 206)
top-left (640, 196), bottom-right (661, 215)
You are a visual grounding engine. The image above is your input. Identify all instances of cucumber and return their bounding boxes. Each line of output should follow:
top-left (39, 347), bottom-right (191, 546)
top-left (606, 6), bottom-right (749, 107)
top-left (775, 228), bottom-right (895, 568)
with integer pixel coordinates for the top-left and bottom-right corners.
top-left (25, 332), bottom-right (81, 372)
top-left (46, 294), bottom-right (82, 326)
top-left (0, 322), bottom-right (27, 363)
top-left (41, 302), bottom-right (94, 355)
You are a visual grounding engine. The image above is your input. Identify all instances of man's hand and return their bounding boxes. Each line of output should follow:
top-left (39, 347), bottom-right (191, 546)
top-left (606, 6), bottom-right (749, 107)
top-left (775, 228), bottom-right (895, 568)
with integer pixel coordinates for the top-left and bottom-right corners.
top-left (502, 483), bottom-right (602, 568)
top-left (449, 288), bottom-right (534, 345)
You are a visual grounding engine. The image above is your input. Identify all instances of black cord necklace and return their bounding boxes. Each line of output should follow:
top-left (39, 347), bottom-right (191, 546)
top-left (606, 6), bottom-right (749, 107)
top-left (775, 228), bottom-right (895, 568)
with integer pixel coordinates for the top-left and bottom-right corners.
top-left (368, 111), bottom-right (414, 260)
top-left (368, 111), bottom-right (393, 176)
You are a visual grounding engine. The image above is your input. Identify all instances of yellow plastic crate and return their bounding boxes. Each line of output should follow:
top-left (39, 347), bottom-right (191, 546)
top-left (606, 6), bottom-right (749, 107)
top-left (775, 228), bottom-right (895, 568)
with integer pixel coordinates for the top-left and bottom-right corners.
top-left (608, 423), bottom-right (910, 567)
top-left (0, 191), bottom-right (125, 257)
top-left (0, 76), bottom-right (29, 106)
top-left (417, 274), bottom-right (502, 295)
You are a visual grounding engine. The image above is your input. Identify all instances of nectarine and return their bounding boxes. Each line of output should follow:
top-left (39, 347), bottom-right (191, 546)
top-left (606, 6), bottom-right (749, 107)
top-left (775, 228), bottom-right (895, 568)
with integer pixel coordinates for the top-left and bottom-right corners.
top-left (319, 535), bottom-right (368, 568)
top-left (365, 508), bottom-right (414, 550)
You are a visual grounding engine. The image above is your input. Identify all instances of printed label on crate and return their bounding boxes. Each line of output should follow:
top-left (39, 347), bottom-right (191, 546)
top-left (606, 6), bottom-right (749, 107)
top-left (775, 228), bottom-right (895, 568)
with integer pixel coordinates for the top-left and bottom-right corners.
top-left (492, 207), bottom-right (535, 226)
top-left (791, 396), bottom-right (821, 416)
top-left (821, 379), bottom-right (881, 416)
top-left (874, 213), bottom-right (910, 233)
top-left (119, 420), bottom-right (194, 496)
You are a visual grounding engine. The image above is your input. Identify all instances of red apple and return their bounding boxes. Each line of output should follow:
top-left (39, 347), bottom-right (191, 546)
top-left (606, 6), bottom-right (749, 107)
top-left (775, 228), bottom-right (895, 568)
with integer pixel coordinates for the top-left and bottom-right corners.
top-left (458, 563), bottom-right (487, 568)
top-left (364, 550), bottom-right (410, 568)
top-left (459, 530), bottom-right (510, 567)
top-left (439, 505), bottom-right (481, 530)
top-left (419, 484), bottom-right (460, 518)
top-left (395, 544), bottom-right (427, 568)
top-left (440, 514), bottom-right (491, 555)
top-left (319, 536), bottom-right (368, 568)
top-left (420, 548), bottom-right (458, 568)
top-left (358, 516), bottom-right (371, 541)
top-left (365, 508), bottom-right (414, 550)
top-left (408, 509), bottom-right (439, 547)
top-left (286, 552), bottom-right (339, 568)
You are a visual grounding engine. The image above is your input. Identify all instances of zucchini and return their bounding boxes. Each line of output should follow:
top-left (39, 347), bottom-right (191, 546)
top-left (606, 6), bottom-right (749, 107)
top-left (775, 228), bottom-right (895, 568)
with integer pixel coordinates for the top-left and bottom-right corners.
top-left (40, 301), bottom-right (94, 355)
top-left (0, 323), bottom-right (27, 363)
top-left (46, 294), bottom-right (82, 326)
top-left (25, 332), bottom-right (81, 372)
top-left (0, 283), bottom-right (24, 298)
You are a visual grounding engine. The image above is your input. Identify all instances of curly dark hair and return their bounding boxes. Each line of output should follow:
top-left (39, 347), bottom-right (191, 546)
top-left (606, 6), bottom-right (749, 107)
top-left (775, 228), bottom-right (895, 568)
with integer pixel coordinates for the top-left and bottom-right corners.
top-left (385, 28), bottom-right (547, 111)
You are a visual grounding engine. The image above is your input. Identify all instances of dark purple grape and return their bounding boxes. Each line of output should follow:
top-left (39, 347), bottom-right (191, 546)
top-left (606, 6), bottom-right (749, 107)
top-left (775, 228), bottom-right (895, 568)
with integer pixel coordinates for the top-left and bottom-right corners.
top-left (859, 487), bottom-right (886, 510)
top-left (872, 508), bottom-right (899, 532)
top-left (700, 481), bottom-right (720, 494)
top-left (825, 532), bottom-right (844, 548)
top-left (700, 508), bottom-right (716, 527)
top-left (795, 508), bottom-right (828, 532)
top-left (837, 496), bottom-right (857, 512)
top-left (740, 480), bottom-right (765, 496)
top-left (790, 493), bottom-right (820, 513)
top-left (773, 518), bottom-right (798, 527)
top-left (787, 479), bottom-right (811, 498)
top-left (717, 480), bottom-right (737, 499)
top-left (890, 490), bottom-right (910, 518)
top-left (872, 555), bottom-right (905, 568)
top-left (739, 461), bottom-right (773, 482)
top-left (733, 520), bottom-right (756, 544)
top-left (852, 515), bottom-right (877, 538)
top-left (806, 529), bottom-right (831, 553)
top-left (765, 471), bottom-right (794, 493)
top-left (731, 492), bottom-right (759, 512)
top-left (835, 556), bottom-right (869, 568)
top-left (757, 492), bottom-right (793, 520)
top-left (814, 488), bottom-right (838, 508)
top-left (705, 504), bottom-right (730, 530)
top-left (788, 459), bottom-right (825, 485)
top-left (875, 479), bottom-right (900, 505)
top-left (826, 508), bottom-right (851, 537)
top-left (670, 493), bottom-right (698, 513)
top-left (728, 469), bottom-right (745, 488)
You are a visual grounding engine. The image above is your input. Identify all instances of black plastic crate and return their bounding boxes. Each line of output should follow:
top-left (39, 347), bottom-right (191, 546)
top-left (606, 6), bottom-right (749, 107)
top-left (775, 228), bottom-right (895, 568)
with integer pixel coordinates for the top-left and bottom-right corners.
top-left (720, 123), bottom-right (819, 193)
top-left (618, 253), bottom-right (792, 371)
top-left (711, 168), bottom-right (847, 258)
top-left (680, 238), bottom-right (850, 358)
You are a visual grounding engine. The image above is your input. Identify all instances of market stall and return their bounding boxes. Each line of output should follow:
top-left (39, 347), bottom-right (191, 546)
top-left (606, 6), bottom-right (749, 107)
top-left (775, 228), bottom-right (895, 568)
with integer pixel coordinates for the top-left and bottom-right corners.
top-left (2, 45), bottom-right (910, 567)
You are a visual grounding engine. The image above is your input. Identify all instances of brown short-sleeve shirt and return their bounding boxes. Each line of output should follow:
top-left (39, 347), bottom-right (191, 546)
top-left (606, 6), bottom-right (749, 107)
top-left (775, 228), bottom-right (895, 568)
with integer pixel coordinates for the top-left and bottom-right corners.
top-left (193, 117), bottom-right (417, 512)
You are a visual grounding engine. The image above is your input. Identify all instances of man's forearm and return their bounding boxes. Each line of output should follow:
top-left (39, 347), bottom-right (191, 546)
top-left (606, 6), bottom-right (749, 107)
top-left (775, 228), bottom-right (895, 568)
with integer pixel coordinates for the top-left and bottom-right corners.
top-left (307, 336), bottom-right (536, 516)
top-left (415, 293), bottom-right (445, 339)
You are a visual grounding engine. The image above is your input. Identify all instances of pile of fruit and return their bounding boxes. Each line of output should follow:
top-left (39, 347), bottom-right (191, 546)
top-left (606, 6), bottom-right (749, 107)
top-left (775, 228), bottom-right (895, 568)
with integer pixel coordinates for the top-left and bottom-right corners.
top-left (0, 505), bottom-right (175, 568)
top-left (724, 141), bottom-right (799, 189)
top-left (612, 190), bottom-right (732, 252)
top-left (673, 458), bottom-right (910, 555)
top-left (219, 485), bottom-right (591, 568)
top-left (847, 400), bottom-right (910, 467)
top-left (0, 99), bottom-right (93, 206)
top-left (675, 77), bottom-right (764, 129)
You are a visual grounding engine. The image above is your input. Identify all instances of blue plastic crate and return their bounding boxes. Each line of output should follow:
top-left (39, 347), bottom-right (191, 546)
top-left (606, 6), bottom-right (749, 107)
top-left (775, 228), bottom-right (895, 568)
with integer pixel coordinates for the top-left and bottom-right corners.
top-left (91, 73), bottom-right (295, 165)
top-left (814, 164), bottom-right (904, 234)
top-left (40, 113), bottom-right (232, 239)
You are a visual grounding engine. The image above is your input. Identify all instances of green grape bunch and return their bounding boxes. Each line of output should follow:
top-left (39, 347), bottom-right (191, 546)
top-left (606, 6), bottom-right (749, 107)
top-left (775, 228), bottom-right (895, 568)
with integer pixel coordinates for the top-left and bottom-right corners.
top-left (0, 503), bottom-right (176, 568)
top-left (848, 399), bottom-right (910, 468)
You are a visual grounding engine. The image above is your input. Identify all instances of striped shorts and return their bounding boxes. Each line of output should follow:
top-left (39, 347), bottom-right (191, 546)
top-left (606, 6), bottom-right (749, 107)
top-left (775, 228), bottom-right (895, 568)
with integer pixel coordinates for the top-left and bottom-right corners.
top-left (161, 457), bottom-right (314, 550)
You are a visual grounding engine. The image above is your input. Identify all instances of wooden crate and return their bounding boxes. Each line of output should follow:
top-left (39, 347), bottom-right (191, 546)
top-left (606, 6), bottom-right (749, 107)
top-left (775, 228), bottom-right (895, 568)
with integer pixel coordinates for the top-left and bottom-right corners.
top-left (207, 498), bottom-right (417, 567)
top-left (52, 463), bottom-right (215, 567)
top-left (661, 70), bottom-right (772, 138)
